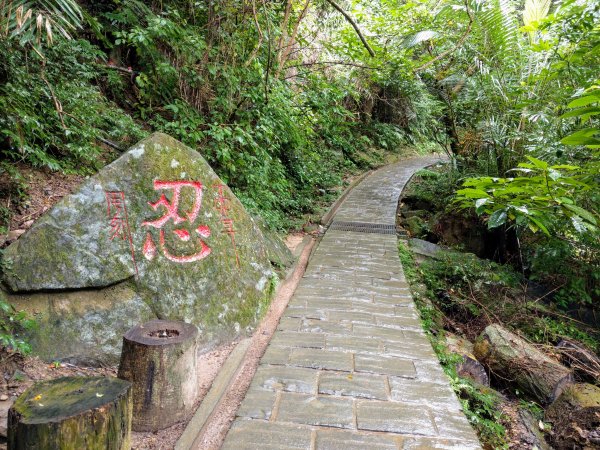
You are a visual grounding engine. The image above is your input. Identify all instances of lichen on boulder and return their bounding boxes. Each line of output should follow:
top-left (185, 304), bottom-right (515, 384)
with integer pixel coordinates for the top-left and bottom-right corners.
top-left (2, 133), bottom-right (291, 362)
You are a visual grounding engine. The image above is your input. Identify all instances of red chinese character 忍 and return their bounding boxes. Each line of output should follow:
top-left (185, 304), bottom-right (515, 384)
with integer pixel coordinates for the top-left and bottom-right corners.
top-left (142, 181), bottom-right (212, 263)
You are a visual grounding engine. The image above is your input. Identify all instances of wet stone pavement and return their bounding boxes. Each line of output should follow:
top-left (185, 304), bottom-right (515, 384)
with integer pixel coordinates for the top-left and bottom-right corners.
top-left (222, 157), bottom-right (482, 450)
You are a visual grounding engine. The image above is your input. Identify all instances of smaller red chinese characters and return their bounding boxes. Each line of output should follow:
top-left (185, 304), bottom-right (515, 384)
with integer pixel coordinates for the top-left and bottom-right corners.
top-left (105, 191), bottom-right (128, 240)
top-left (213, 184), bottom-right (240, 267)
top-left (104, 190), bottom-right (139, 279)
top-left (142, 180), bottom-right (212, 263)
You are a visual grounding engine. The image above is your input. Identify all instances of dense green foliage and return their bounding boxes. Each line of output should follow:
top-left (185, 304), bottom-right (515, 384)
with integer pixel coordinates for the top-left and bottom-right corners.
top-left (1, 0), bottom-right (432, 230)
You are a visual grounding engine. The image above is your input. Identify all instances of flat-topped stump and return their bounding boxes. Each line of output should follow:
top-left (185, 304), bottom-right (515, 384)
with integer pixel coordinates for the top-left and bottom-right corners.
top-left (118, 319), bottom-right (198, 431)
top-left (8, 376), bottom-right (132, 450)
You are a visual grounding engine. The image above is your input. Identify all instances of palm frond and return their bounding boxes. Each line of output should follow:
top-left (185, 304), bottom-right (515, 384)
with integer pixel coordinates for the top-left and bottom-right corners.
top-left (477, 0), bottom-right (520, 64)
top-left (0, 0), bottom-right (82, 48)
top-left (523, 0), bottom-right (551, 42)
top-left (401, 30), bottom-right (439, 48)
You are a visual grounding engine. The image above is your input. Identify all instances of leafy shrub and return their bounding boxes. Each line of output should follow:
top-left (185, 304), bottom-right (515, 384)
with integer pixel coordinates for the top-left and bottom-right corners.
top-left (0, 292), bottom-right (36, 355)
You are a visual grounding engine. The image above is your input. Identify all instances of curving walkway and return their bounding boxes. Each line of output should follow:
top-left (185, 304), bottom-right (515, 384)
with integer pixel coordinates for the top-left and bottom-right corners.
top-left (222, 156), bottom-right (482, 449)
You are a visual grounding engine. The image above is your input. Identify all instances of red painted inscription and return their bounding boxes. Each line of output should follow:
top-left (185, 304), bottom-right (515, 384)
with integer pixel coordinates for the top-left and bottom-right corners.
top-left (214, 184), bottom-right (240, 267)
top-left (142, 181), bottom-right (212, 263)
top-left (104, 191), bottom-right (139, 279)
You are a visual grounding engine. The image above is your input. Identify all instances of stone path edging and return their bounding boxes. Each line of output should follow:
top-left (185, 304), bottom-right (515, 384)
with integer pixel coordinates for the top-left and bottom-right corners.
top-left (222, 156), bottom-right (482, 450)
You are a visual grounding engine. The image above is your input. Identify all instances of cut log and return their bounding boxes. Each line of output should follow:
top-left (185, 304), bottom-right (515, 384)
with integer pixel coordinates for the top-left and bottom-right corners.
top-left (545, 383), bottom-right (600, 449)
top-left (117, 319), bottom-right (198, 432)
top-left (8, 376), bottom-right (132, 450)
top-left (473, 324), bottom-right (573, 405)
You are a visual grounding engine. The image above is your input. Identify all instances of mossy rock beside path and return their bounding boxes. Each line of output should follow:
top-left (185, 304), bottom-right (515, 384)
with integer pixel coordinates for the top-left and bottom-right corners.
top-left (1, 133), bottom-right (291, 362)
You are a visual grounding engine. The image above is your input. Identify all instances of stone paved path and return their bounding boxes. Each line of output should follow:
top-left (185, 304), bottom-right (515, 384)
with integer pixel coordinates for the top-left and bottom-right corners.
top-left (222, 157), bottom-right (482, 450)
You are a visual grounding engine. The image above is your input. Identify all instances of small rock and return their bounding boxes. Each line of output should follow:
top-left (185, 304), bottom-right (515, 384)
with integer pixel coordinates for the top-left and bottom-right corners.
top-left (23, 220), bottom-right (34, 228)
top-left (0, 395), bottom-right (7, 401)
top-left (4, 229), bottom-right (25, 245)
top-left (408, 238), bottom-right (445, 260)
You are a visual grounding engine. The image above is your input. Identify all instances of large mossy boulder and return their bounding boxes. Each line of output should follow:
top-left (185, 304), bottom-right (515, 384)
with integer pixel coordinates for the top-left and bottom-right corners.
top-left (2, 133), bottom-right (290, 362)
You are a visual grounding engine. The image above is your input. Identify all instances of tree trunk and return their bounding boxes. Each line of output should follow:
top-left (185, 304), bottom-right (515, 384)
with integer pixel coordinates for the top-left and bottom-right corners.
top-left (117, 320), bottom-right (198, 432)
top-left (473, 324), bottom-right (573, 405)
top-left (8, 376), bottom-right (132, 450)
top-left (545, 383), bottom-right (600, 449)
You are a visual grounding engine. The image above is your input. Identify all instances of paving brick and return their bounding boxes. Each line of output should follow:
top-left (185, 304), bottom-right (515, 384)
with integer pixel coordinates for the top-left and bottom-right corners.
top-left (384, 341), bottom-right (437, 359)
top-left (222, 420), bottom-right (312, 450)
top-left (328, 310), bottom-right (376, 324)
top-left (315, 430), bottom-right (399, 449)
top-left (389, 378), bottom-right (462, 410)
top-left (432, 408), bottom-right (480, 441)
top-left (261, 346), bottom-right (291, 365)
top-left (289, 348), bottom-right (353, 372)
top-left (352, 324), bottom-right (405, 342)
top-left (299, 319), bottom-right (352, 334)
top-left (252, 365), bottom-right (318, 394)
top-left (319, 372), bottom-right (388, 400)
top-left (278, 317), bottom-right (301, 331)
top-left (236, 389), bottom-right (277, 419)
top-left (270, 331), bottom-right (325, 349)
top-left (356, 400), bottom-right (436, 435)
top-left (401, 437), bottom-right (481, 449)
top-left (327, 335), bottom-right (383, 354)
top-left (276, 392), bottom-right (354, 429)
top-left (354, 354), bottom-right (417, 378)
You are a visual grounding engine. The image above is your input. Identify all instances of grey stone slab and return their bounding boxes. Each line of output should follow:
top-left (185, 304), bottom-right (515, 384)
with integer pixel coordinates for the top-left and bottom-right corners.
top-left (384, 341), bottom-right (437, 360)
top-left (236, 388), bottom-right (277, 419)
top-left (389, 378), bottom-right (462, 410)
top-left (374, 295), bottom-right (414, 306)
top-left (299, 319), bottom-right (352, 334)
top-left (319, 372), bottom-right (388, 400)
top-left (252, 365), bottom-right (318, 394)
top-left (402, 437), bottom-right (481, 449)
top-left (356, 400), bottom-right (437, 435)
top-left (222, 420), bottom-right (312, 450)
top-left (328, 310), bottom-right (376, 324)
top-left (432, 409), bottom-right (480, 441)
top-left (315, 429), bottom-right (399, 449)
top-left (327, 335), bottom-right (383, 354)
top-left (270, 331), bottom-right (326, 349)
top-left (278, 317), bottom-right (301, 331)
top-left (355, 354), bottom-right (417, 378)
top-left (261, 346), bottom-right (291, 365)
top-left (413, 360), bottom-right (452, 385)
top-left (376, 313), bottom-right (423, 330)
top-left (277, 393), bottom-right (354, 429)
top-left (353, 325), bottom-right (405, 343)
top-left (284, 307), bottom-right (328, 320)
top-left (289, 348), bottom-right (353, 372)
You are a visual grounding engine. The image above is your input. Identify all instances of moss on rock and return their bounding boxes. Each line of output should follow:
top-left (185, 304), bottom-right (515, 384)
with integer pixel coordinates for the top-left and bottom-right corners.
top-left (2, 133), bottom-right (290, 362)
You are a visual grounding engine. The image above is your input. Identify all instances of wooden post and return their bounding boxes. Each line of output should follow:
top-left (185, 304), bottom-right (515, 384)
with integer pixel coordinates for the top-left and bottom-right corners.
top-left (8, 376), bottom-right (132, 450)
top-left (117, 319), bottom-right (199, 431)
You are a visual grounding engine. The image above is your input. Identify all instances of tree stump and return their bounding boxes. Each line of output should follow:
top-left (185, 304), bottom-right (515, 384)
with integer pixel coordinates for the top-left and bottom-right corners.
top-left (117, 319), bottom-right (198, 431)
top-left (8, 376), bottom-right (132, 450)
top-left (473, 324), bottom-right (573, 405)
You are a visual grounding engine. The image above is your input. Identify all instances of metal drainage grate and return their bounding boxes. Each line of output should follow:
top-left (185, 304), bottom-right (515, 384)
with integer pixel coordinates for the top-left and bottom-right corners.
top-left (329, 221), bottom-right (397, 235)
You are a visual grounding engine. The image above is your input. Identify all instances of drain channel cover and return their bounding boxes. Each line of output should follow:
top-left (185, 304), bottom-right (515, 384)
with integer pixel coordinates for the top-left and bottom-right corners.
top-left (329, 221), bottom-right (397, 234)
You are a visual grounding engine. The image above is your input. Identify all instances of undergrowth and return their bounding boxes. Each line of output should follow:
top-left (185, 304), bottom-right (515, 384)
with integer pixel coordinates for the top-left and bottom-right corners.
top-left (398, 241), bottom-right (509, 449)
